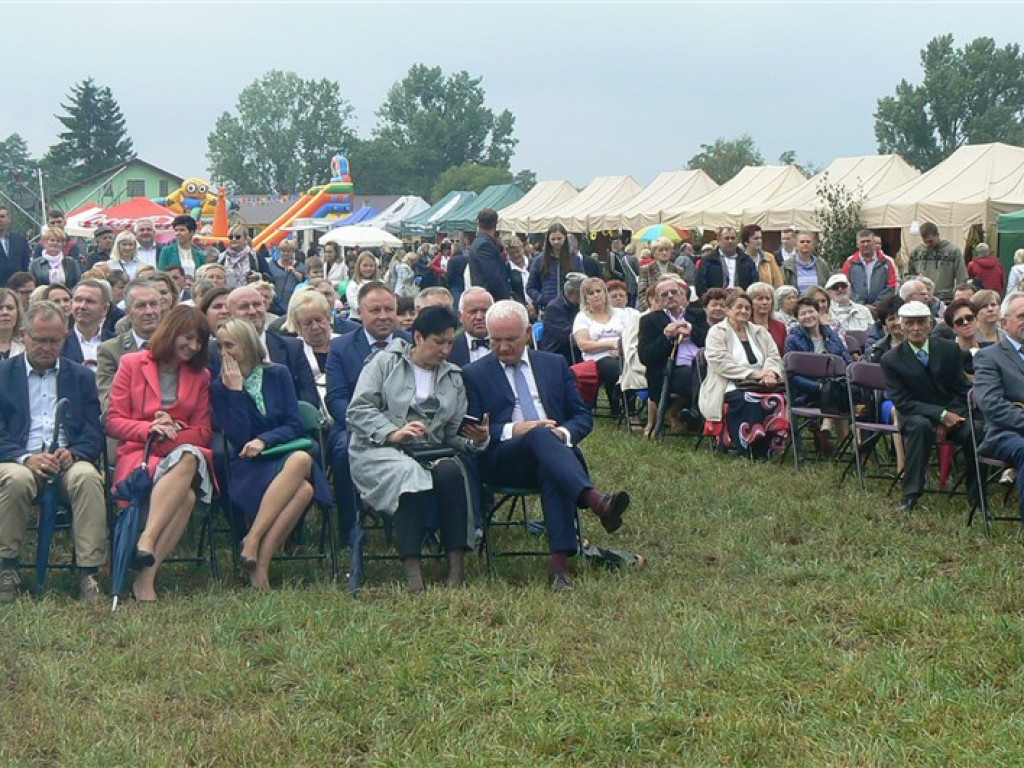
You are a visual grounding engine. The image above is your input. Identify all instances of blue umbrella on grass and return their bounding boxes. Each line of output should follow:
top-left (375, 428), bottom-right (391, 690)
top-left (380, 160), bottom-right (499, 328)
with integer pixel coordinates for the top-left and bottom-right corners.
top-left (34, 398), bottom-right (70, 598)
top-left (110, 435), bottom-right (157, 611)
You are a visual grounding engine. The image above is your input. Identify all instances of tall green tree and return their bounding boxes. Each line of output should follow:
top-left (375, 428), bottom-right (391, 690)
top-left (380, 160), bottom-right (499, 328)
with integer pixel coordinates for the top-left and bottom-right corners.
top-left (513, 169), bottom-right (537, 193)
top-left (813, 173), bottom-right (865, 267)
top-left (368, 64), bottom-right (517, 198)
top-left (686, 135), bottom-right (764, 184)
top-left (874, 35), bottom-right (1024, 170)
top-left (778, 150), bottom-right (820, 178)
top-left (430, 164), bottom-right (513, 202)
top-left (207, 71), bottom-right (355, 194)
top-left (43, 78), bottom-right (135, 188)
top-left (0, 133), bottom-right (39, 230)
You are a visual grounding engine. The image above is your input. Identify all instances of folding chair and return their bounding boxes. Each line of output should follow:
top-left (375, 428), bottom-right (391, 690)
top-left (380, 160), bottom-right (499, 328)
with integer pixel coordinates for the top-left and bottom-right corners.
top-left (782, 352), bottom-right (849, 469)
top-left (844, 361), bottom-right (902, 488)
top-left (530, 321), bottom-right (544, 349)
top-left (965, 389), bottom-right (1019, 532)
top-left (480, 486), bottom-right (584, 576)
top-left (845, 330), bottom-right (868, 358)
top-left (219, 401), bottom-right (337, 583)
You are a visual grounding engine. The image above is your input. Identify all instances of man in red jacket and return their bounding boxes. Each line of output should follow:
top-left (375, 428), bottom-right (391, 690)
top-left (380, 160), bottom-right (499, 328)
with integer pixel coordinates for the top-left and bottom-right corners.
top-left (967, 242), bottom-right (1005, 293)
top-left (842, 229), bottom-right (899, 306)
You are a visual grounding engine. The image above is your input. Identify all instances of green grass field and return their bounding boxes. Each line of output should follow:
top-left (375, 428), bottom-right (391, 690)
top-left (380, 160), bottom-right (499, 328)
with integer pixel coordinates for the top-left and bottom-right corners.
top-left (3, 423), bottom-right (1024, 765)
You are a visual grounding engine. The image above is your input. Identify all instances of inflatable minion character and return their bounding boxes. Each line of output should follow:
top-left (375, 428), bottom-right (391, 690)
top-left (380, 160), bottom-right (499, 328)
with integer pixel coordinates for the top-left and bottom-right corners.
top-left (165, 178), bottom-right (218, 218)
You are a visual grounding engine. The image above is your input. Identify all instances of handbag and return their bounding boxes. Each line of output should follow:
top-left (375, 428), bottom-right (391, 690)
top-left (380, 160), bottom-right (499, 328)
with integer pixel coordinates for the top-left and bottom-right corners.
top-left (260, 437), bottom-right (314, 458)
top-left (399, 442), bottom-right (457, 463)
top-left (818, 377), bottom-right (851, 415)
top-left (735, 379), bottom-right (785, 393)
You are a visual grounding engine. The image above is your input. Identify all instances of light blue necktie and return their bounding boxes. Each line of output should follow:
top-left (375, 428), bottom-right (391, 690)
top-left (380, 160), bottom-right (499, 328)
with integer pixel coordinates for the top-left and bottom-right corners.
top-left (511, 362), bottom-right (540, 421)
top-left (916, 347), bottom-right (929, 367)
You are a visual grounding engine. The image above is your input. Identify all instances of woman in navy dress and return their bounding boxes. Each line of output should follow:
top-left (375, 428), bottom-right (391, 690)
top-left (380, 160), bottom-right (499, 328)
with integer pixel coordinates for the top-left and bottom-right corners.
top-left (210, 317), bottom-right (330, 589)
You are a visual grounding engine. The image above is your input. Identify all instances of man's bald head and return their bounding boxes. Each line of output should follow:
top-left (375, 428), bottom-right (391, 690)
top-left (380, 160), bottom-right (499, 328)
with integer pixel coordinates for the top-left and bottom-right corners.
top-left (228, 286), bottom-right (266, 332)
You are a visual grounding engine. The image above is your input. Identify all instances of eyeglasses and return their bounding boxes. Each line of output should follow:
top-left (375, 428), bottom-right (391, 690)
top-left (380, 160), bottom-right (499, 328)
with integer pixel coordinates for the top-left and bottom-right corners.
top-left (829, 284), bottom-right (849, 290)
top-left (657, 289), bottom-right (680, 298)
top-left (230, 234), bottom-right (245, 240)
top-left (953, 314), bottom-right (976, 327)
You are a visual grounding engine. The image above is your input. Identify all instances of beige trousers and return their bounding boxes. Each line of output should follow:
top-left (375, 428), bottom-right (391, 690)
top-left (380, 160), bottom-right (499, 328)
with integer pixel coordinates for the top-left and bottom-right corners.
top-left (0, 461), bottom-right (109, 567)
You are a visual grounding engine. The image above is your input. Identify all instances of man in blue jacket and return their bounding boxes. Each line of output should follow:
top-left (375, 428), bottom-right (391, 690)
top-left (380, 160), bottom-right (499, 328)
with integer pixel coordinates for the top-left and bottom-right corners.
top-left (463, 300), bottom-right (630, 591)
top-left (468, 208), bottom-right (510, 301)
top-left (0, 301), bottom-right (107, 602)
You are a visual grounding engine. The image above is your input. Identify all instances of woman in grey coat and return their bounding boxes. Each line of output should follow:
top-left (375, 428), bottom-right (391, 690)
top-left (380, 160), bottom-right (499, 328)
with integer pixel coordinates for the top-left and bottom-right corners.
top-left (347, 306), bottom-right (489, 592)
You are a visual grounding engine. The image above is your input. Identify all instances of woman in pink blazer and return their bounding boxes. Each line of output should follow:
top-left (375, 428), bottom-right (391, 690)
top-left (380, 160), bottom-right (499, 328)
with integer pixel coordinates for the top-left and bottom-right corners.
top-left (107, 305), bottom-right (214, 602)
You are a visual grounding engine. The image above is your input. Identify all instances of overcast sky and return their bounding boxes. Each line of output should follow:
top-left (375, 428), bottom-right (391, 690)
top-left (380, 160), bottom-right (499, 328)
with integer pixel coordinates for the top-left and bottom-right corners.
top-left (2, 3), bottom-right (1019, 191)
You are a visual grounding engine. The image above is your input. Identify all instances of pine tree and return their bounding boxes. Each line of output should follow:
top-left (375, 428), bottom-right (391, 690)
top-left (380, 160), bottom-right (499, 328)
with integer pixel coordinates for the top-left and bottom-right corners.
top-left (44, 78), bottom-right (135, 187)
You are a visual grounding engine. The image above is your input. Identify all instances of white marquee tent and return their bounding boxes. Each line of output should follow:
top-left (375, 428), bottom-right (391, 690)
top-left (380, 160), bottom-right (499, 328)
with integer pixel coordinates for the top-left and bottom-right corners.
top-left (860, 142), bottom-right (1024, 250)
top-left (498, 180), bottom-right (579, 233)
top-left (588, 169), bottom-right (719, 232)
top-left (528, 175), bottom-right (643, 233)
top-left (663, 166), bottom-right (807, 231)
top-left (744, 155), bottom-right (920, 231)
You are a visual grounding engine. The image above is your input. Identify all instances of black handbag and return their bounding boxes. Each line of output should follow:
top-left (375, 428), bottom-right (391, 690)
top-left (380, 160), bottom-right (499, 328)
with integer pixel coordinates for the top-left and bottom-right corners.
top-left (399, 442), bottom-right (457, 463)
top-left (818, 377), bottom-right (851, 414)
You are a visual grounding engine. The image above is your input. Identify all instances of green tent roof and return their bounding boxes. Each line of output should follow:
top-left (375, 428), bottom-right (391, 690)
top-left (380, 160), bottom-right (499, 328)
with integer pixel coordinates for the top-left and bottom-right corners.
top-left (400, 190), bottom-right (476, 237)
top-left (998, 208), bottom-right (1024, 234)
top-left (435, 184), bottom-right (525, 233)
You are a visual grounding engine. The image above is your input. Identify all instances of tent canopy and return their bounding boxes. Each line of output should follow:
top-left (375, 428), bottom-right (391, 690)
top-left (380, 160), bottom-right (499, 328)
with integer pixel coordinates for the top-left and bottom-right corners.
top-left (401, 190), bottom-right (476, 237)
top-left (745, 155), bottom-right (920, 231)
top-left (588, 169), bottom-right (719, 232)
top-left (530, 175), bottom-right (643, 233)
top-left (861, 142), bottom-right (1024, 251)
top-left (663, 166), bottom-right (807, 231)
top-left (358, 195), bottom-right (430, 233)
top-left (498, 180), bottom-right (578, 233)
top-left (435, 184), bottom-right (524, 233)
top-left (330, 205), bottom-right (379, 228)
top-left (998, 207), bottom-right (1024, 267)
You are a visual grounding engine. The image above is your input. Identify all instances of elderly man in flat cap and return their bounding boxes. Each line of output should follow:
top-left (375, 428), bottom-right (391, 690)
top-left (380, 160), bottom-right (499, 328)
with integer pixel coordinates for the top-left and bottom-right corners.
top-left (881, 300), bottom-right (978, 511)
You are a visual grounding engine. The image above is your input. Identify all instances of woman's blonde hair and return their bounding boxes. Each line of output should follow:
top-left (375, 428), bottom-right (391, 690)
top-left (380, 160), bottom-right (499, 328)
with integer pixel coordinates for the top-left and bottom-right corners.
top-left (579, 277), bottom-right (608, 316)
top-left (651, 236), bottom-right (674, 252)
top-left (112, 230), bottom-right (138, 260)
top-left (284, 288), bottom-right (331, 334)
top-left (42, 226), bottom-right (66, 243)
top-left (352, 252), bottom-right (380, 284)
top-left (217, 317), bottom-right (267, 370)
top-left (1015, 248), bottom-right (1024, 265)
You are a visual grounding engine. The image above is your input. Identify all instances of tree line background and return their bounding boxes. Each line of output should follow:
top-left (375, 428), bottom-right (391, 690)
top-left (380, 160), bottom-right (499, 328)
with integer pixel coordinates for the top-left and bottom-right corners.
top-left (2, 35), bottom-right (1023, 224)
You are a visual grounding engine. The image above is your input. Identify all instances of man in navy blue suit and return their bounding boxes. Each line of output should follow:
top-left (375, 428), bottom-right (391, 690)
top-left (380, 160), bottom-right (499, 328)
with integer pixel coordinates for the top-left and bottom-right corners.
top-left (59, 279), bottom-right (115, 369)
top-left (325, 281), bottom-right (412, 541)
top-left (448, 287), bottom-right (493, 368)
top-left (0, 205), bottom-right (31, 287)
top-left (208, 286), bottom-right (321, 408)
top-left (468, 208), bottom-right (510, 301)
top-left (463, 300), bottom-right (630, 591)
top-left (0, 301), bottom-right (107, 602)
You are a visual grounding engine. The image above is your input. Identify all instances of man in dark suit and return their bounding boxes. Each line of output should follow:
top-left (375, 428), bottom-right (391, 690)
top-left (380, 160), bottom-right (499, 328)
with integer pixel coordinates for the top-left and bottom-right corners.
top-left (96, 279), bottom-right (163, 418)
top-left (468, 208), bottom-right (510, 301)
top-left (881, 300), bottom-right (977, 511)
top-left (973, 292), bottom-right (1024, 519)
top-left (209, 286), bottom-right (321, 408)
top-left (60, 279), bottom-right (116, 369)
top-left (0, 301), bottom-right (107, 602)
top-left (695, 226), bottom-right (758, 296)
top-left (325, 281), bottom-right (412, 541)
top-left (540, 272), bottom-right (584, 366)
top-left (0, 205), bottom-right (31, 287)
top-left (463, 300), bottom-right (630, 591)
top-left (448, 287), bottom-right (493, 368)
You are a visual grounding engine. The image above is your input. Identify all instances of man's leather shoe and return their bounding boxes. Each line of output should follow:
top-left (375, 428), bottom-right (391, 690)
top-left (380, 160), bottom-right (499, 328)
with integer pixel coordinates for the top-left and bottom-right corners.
top-left (594, 491), bottom-right (630, 533)
top-left (550, 571), bottom-right (575, 592)
top-left (897, 497), bottom-right (919, 512)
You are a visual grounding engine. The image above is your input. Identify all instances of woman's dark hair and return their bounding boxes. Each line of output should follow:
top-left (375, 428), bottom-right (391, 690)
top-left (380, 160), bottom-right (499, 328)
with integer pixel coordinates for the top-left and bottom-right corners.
top-left (7, 271), bottom-right (35, 292)
top-left (724, 290), bottom-right (751, 310)
top-left (701, 287), bottom-right (728, 306)
top-left (199, 286), bottom-right (231, 315)
top-left (943, 297), bottom-right (975, 328)
top-left (172, 214), bottom-right (197, 233)
top-left (396, 296), bottom-right (415, 315)
top-left (794, 297), bottom-right (819, 315)
top-left (148, 305), bottom-right (211, 370)
top-left (412, 305), bottom-right (458, 338)
top-left (541, 223), bottom-right (573, 279)
top-left (875, 294), bottom-right (904, 324)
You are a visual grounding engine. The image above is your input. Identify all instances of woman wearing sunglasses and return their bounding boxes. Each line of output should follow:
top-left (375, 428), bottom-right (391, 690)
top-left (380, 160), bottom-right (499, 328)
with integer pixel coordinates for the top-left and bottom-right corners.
top-left (943, 298), bottom-right (982, 377)
top-left (219, 225), bottom-right (262, 288)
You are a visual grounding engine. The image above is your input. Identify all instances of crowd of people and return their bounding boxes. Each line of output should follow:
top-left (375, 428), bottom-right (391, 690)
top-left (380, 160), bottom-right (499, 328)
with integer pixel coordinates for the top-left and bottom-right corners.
top-left (2, 200), bottom-right (1024, 602)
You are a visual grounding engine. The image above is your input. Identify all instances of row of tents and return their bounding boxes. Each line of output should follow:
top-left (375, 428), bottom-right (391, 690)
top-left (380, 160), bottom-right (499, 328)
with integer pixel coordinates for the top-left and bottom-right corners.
top-left (355, 142), bottom-right (1024, 263)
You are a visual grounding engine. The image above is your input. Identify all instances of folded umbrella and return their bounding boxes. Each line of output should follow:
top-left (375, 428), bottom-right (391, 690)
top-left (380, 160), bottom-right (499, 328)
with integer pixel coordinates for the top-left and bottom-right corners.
top-left (110, 435), bottom-right (157, 611)
top-left (34, 398), bottom-right (70, 598)
top-left (654, 337), bottom-right (681, 440)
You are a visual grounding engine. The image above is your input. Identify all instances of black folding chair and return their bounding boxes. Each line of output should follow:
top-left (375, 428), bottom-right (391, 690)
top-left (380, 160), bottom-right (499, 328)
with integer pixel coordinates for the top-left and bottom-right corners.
top-left (481, 486), bottom-right (584, 577)
top-left (782, 351), bottom-right (849, 469)
top-left (965, 389), bottom-right (1020, 532)
top-left (844, 362), bottom-right (902, 488)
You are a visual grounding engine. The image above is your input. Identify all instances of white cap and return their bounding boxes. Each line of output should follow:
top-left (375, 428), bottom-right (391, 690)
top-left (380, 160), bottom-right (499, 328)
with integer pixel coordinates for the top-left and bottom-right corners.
top-left (898, 300), bottom-right (932, 318)
top-left (825, 274), bottom-right (850, 289)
